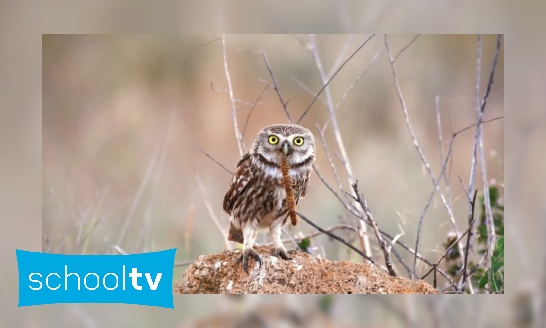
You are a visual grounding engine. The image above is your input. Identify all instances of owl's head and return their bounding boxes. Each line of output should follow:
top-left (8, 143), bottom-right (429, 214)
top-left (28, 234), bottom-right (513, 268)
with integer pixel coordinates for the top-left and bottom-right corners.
top-left (251, 124), bottom-right (316, 166)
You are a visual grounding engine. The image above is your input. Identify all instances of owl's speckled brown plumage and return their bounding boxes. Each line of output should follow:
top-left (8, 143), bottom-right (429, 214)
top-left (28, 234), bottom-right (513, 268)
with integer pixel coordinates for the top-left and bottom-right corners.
top-left (223, 124), bottom-right (316, 272)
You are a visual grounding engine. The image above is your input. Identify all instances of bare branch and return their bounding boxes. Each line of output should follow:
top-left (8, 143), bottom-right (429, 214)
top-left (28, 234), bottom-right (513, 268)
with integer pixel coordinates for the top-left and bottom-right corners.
top-left (210, 81), bottom-right (228, 93)
top-left (352, 182), bottom-right (397, 277)
top-left (306, 34), bottom-right (373, 261)
top-left (297, 34), bottom-right (375, 124)
top-left (116, 142), bottom-right (161, 247)
top-left (195, 144), bottom-right (233, 175)
top-left (281, 228), bottom-right (299, 249)
top-left (261, 52), bottom-right (293, 123)
top-left (277, 224), bottom-right (358, 245)
top-left (477, 34), bottom-right (502, 293)
top-left (312, 164), bottom-right (360, 216)
top-left (222, 35), bottom-right (245, 156)
top-left (323, 44), bottom-right (384, 131)
top-left (467, 35), bottom-right (482, 278)
top-left (450, 252), bottom-right (487, 293)
top-left (420, 216), bottom-right (475, 281)
top-left (242, 84), bottom-right (270, 137)
top-left (201, 37), bottom-right (222, 47)
top-left (327, 34), bottom-right (355, 78)
top-left (113, 245), bottom-right (128, 255)
top-left (435, 96), bottom-right (454, 214)
top-left (384, 34), bottom-right (460, 278)
top-left (291, 76), bottom-right (327, 107)
top-left (394, 35), bottom-right (420, 61)
top-left (315, 125), bottom-right (352, 203)
top-left (174, 260), bottom-right (194, 267)
top-left (195, 174), bottom-right (231, 250)
top-left (297, 212), bottom-right (379, 267)
top-left (461, 190), bottom-right (478, 292)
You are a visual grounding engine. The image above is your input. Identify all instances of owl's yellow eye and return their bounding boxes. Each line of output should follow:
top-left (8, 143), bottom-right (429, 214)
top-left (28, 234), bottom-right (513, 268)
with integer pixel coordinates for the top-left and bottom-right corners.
top-left (268, 135), bottom-right (279, 144)
top-left (293, 137), bottom-right (304, 146)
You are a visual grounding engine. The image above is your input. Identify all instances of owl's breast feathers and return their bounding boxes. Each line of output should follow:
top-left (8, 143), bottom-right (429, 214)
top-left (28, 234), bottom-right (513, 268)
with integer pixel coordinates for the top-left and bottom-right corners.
top-left (223, 152), bottom-right (311, 225)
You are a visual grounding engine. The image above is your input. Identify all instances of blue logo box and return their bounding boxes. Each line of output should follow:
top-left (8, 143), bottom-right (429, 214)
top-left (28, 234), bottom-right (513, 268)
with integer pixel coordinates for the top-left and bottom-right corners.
top-left (16, 248), bottom-right (176, 308)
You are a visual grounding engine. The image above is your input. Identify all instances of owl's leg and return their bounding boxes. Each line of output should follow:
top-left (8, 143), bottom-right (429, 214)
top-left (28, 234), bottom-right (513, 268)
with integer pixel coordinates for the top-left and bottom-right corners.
top-left (234, 224), bottom-right (262, 273)
top-left (269, 220), bottom-right (294, 260)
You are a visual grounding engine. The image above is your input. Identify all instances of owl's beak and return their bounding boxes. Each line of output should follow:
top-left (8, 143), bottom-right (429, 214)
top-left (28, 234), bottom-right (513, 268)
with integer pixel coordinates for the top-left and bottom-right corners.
top-left (281, 141), bottom-right (289, 156)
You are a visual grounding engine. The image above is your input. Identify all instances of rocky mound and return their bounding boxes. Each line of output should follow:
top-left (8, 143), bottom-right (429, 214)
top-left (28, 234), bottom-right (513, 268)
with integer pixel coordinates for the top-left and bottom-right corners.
top-left (174, 245), bottom-right (438, 294)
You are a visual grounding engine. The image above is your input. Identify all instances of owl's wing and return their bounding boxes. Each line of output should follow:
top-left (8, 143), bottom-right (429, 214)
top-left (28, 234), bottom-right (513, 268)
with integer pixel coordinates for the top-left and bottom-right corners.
top-left (294, 171), bottom-right (311, 204)
top-left (223, 153), bottom-right (252, 214)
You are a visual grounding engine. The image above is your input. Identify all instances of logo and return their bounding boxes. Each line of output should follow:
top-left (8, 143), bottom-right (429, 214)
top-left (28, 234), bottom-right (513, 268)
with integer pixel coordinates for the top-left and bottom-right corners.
top-left (16, 248), bottom-right (176, 308)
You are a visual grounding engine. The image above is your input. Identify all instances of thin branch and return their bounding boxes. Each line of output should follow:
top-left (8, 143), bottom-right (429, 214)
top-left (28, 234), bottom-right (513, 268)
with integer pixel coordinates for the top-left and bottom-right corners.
top-left (315, 125), bottom-right (352, 203)
top-left (327, 34), bottom-right (355, 78)
top-left (195, 144), bottom-right (233, 175)
top-left (323, 44), bottom-right (384, 131)
top-left (222, 35), bottom-right (245, 156)
top-left (450, 252), bottom-right (487, 293)
top-left (281, 228), bottom-right (299, 249)
top-left (210, 81), bottom-right (228, 93)
top-left (279, 224), bottom-right (358, 245)
top-left (435, 96), bottom-right (454, 216)
top-left (113, 245), bottom-right (128, 255)
top-left (137, 110), bottom-right (176, 253)
top-left (461, 190), bottom-right (478, 292)
top-left (352, 182), bottom-right (397, 277)
top-left (195, 174), bottom-right (231, 250)
top-left (312, 165), bottom-right (360, 216)
top-left (307, 33), bottom-right (373, 261)
top-left (291, 76), bottom-right (327, 107)
top-left (477, 34), bottom-right (502, 293)
top-left (116, 142), bottom-right (161, 247)
top-left (261, 52), bottom-right (293, 123)
top-left (201, 37), bottom-right (222, 47)
top-left (297, 34), bottom-right (375, 124)
top-left (420, 218), bottom-right (475, 281)
top-left (394, 35), bottom-right (420, 61)
top-left (174, 260), bottom-right (194, 267)
top-left (242, 84), bottom-right (270, 137)
top-left (384, 34), bottom-right (460, 278)
top-left (297, 212), bottom-right (377, 266)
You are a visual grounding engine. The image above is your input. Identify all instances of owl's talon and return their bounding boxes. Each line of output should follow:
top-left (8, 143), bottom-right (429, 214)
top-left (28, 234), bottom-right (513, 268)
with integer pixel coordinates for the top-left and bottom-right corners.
top-left (272, 248), bottom-right (294, 260)
top-left (236, 248), bottom-right (262, 273)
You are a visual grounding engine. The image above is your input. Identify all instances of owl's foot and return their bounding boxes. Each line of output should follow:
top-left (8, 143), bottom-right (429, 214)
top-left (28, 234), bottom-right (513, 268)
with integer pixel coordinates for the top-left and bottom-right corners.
top-left (235, 248), bottom-right (262, 273)
top-left (272, 248), bottom-right (296, 260)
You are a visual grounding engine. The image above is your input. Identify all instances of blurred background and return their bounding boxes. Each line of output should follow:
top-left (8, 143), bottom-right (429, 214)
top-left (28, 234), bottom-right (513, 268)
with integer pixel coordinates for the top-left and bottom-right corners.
top-left (5, 0), bottom-right (546, 327)
top-left (42, 34), bottom-right (503, 290)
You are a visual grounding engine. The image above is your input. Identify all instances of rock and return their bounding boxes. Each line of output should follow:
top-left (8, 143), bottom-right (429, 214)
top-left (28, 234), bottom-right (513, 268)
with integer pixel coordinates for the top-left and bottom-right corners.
top-left (174, 245), bottom-right (438, 294)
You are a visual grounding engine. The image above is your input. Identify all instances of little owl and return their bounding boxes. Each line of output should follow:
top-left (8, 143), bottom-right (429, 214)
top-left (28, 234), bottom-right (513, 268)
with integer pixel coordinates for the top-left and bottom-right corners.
top-left (223, 124), bottom-right (316, 273)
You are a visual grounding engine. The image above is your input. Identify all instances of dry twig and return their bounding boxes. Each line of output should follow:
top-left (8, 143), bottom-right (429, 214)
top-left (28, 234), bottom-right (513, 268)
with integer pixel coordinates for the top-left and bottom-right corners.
top-left (222, 35), bottom-right (245, 156)
top-left (305, 34), bottom-right (374, 261)
top-left (384, 34), bottom-right (460, 278)
top-left (297, 34), bottom-right (375, 124)
top-left (351, 182), bottom-right (397, 277)
top-left (196, 174), bottom-right (231, 250)
top-left (297, 212), bottom-right (376, 265)
top-left (461, 190), bottom-right (478, 292)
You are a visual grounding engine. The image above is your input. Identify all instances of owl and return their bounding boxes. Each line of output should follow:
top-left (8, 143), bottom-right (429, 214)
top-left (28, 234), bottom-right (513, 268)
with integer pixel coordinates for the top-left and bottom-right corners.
top-left (223, 124), bottom-right (316, 273)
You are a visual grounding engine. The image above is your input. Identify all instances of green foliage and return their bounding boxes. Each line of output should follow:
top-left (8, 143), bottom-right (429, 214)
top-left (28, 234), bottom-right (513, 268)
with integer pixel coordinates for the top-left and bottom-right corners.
top-left (442, 184), bottom-right (504, 293)
top-left (298, 238), bottom-right (311, 253)
top-left (477, 237), bottom-right (504, 292)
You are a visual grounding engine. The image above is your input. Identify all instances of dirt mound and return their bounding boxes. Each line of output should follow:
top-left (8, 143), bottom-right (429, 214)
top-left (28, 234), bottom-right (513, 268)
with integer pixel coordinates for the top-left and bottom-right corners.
top-left (174, 245), bottom-right (438, 294)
